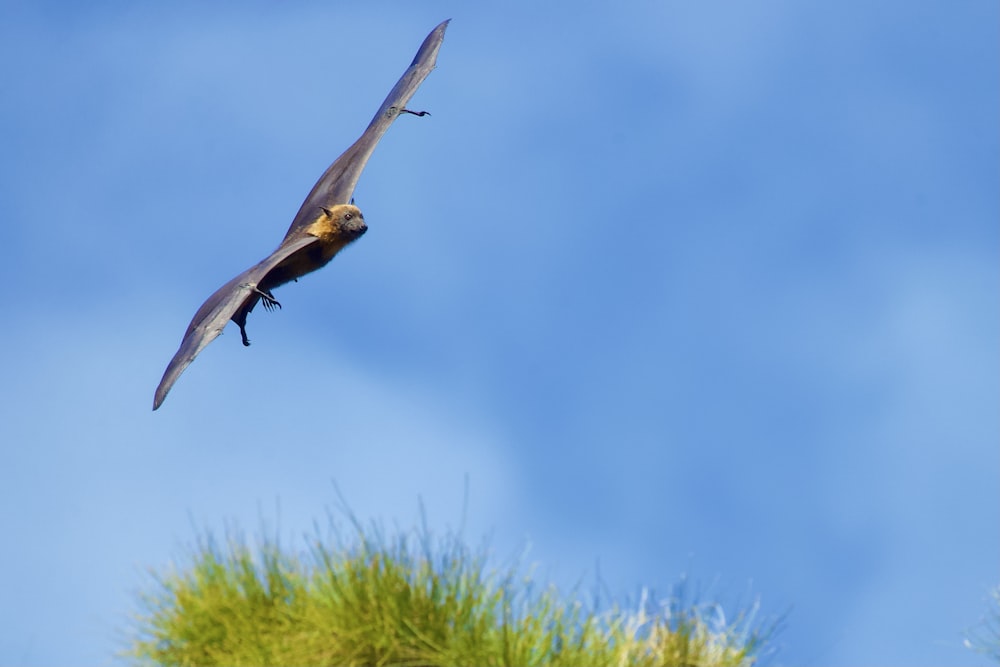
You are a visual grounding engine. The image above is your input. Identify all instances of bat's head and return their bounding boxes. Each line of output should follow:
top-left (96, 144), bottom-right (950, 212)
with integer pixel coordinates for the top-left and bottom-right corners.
top-left (315, 204), bottom-right (367, 242)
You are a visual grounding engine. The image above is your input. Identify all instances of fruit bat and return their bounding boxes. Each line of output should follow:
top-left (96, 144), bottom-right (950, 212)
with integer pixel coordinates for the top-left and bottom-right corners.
top-left (153, 20), bottom-right (449, 410)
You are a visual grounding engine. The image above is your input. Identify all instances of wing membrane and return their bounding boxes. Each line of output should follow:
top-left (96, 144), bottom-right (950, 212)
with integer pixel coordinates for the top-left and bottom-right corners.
top-left (282, 20), bottom-right (449, 240)
top-left (153, 235), bottom-right (321, 410)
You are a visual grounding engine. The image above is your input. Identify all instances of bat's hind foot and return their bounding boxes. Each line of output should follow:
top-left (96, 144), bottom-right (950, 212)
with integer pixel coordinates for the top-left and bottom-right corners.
top-left (239, 323), bottom-right (252, 347)
top-left (236, 286), bottom-right (282, 347)
top-left (253, 287), bottom-right (282, 312)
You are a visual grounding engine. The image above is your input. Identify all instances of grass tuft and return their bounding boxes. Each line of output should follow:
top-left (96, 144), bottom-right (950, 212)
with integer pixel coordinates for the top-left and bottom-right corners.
top-left (126, 511), bottom-right (776, 666)
top-left (965, 584), bottom-right (1000, 663)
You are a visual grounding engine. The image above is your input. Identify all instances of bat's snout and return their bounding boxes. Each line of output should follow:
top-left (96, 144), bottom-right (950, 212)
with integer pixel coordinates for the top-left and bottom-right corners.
top-left (343, 215), bottom-right (368, 238)
top-left (343, 213), bottom-right (367, 239)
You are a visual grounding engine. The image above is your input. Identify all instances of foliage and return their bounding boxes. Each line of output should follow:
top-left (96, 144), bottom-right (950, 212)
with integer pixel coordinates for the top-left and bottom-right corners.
top-left (127, 512), bottom-right (776, 666)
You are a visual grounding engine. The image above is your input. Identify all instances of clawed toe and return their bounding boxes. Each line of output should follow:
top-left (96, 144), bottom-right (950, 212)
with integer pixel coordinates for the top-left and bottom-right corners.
top-left (252, 286), bottom-right (281, 311)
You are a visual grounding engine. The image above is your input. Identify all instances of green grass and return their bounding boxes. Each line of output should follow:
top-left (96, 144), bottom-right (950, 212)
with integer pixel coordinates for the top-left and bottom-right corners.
top-left (126, 512), bottom-right (776, 666)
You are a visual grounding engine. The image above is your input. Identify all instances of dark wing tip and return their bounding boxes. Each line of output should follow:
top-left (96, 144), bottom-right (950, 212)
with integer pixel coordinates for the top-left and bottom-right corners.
top-left (152, 351), bottom-right (186, 411)
top-left (410, 19), bottom-right (450, 67)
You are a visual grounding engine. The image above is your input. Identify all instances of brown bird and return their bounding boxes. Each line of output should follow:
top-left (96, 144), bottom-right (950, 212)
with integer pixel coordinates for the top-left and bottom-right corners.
top-left (153, 20), bottom-right (449, 410)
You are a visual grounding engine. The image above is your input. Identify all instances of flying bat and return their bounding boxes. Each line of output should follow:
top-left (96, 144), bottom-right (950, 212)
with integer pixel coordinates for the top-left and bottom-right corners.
top-left (153, 20), bottom-right (449, 410)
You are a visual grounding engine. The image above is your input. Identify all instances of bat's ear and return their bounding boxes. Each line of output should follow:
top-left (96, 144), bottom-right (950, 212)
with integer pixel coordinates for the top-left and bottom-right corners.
top-left (350, 196), bottom-right (356, 205)
top-left (320, 206), bottom-right (333, 218)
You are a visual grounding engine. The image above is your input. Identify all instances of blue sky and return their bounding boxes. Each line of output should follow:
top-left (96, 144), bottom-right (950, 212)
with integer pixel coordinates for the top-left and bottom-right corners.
top-left (0, 1), bottom-right (996, 665)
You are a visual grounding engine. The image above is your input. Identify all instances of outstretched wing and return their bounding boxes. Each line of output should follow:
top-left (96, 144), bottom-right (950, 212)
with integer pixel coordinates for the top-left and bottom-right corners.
top-left (154, 20), bottom-right (449, 411)
top-left (282, 19), bottom-right (449, 241)
top-left (153, 235), bottom-right (321, 410)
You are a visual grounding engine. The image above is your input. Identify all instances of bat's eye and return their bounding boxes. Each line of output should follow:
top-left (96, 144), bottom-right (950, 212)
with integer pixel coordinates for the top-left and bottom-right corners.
top-left (344, 212), bottom-right (353, 220)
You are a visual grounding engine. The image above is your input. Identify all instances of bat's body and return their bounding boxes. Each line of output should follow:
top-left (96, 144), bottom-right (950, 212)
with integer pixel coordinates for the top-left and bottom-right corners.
top-left (153, 20), bottom-right (449, 410)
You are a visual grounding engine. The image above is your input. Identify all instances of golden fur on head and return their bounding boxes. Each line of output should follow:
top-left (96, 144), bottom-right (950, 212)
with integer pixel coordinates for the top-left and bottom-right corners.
top-left (306, 204), bottom-right (367, 243)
